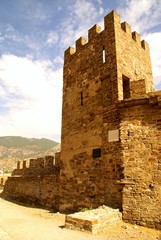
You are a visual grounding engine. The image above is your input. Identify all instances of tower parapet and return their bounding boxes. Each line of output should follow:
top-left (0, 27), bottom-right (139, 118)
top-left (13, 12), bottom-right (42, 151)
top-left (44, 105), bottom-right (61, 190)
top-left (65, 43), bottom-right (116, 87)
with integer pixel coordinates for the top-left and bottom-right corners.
top-left (88, 24), bottom-right (101, 42)
top-left (64, 10), bottom-right (150, 60)
top-left (121, 21), bottom-right (131, 34)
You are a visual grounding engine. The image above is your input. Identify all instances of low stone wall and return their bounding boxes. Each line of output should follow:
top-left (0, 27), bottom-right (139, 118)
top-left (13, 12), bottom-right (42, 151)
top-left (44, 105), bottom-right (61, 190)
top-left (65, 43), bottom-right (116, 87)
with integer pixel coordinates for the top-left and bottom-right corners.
top-left (0, 175), bottom-right (9, 189)
top-left (1, 155), bottom-right (60, 209)
top-left (2, 174), bottom-right (60, 210)
top-left (65, 205), bottom-right (122, 234)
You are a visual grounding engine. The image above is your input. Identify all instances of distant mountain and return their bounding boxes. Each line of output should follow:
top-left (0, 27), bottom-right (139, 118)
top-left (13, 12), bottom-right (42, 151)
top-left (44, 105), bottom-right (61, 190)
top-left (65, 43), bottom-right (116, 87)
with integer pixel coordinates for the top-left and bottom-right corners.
top-left (0, 136), bottom-right (60, 173)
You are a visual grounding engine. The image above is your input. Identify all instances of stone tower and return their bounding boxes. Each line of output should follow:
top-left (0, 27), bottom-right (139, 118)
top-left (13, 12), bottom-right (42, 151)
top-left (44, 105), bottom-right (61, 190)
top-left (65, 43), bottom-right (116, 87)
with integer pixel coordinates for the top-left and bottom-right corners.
top-left (2, 10), bottom-right (161, 229)
top-left (59, 11), bottom-right (154, 211)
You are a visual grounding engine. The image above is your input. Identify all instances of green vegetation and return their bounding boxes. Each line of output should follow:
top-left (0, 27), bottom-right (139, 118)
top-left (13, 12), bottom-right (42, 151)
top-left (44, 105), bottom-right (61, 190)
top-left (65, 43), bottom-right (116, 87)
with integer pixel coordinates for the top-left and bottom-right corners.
top-left (0, 136), bottom-right (58, 150)
top-left (78, 206), bottom-right (93, 212)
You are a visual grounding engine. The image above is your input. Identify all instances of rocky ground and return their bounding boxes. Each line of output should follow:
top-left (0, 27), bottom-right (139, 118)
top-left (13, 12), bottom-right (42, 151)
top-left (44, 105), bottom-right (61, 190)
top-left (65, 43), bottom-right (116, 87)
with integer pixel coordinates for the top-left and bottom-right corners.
top-left (0, 196), bottom-right (160, 240)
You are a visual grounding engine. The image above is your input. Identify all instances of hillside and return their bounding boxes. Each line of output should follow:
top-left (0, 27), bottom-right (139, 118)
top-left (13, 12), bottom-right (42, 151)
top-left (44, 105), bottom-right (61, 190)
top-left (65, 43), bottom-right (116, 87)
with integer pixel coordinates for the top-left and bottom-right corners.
top-left (0, 136), bottom-right (60, 173)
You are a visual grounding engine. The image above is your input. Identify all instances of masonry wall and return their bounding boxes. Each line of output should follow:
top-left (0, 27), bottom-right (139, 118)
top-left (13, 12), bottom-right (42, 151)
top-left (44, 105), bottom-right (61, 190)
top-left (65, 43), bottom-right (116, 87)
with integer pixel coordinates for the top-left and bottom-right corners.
top-left (120, 96), bottom-right (161, 230)
top-left (59, 11), bottom-right (124, 212)
top-left (12, 155), bottom-right (59, 177)
top-left (3, 175), bottom-right (60, 209)
top-left (115, 19), bottom-right (154, 100)
top-left (2, 155), bottom-right (60, 209)
top-left (59, 11), bottom-right (154, 212)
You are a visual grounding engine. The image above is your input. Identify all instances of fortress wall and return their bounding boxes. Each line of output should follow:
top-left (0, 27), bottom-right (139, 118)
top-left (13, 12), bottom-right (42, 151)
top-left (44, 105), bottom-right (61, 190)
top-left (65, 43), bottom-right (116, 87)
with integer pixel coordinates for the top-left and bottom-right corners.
top-left (2, 155), bottom-right (60, 209)
top-left (120, 96), bottom-right (161, 230)
top-left (2, 174), bottom-right (60, 209)
top-left (12, 155), bottom-right (59, 177)
top-left (58, 152), bottom-right (124, 212)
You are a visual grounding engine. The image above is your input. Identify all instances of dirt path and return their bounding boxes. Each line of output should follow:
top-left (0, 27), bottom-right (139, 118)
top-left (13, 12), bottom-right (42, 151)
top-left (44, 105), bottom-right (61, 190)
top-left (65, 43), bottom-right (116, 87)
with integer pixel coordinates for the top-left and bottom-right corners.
top-left (0, 197), bottom-right (160, 240)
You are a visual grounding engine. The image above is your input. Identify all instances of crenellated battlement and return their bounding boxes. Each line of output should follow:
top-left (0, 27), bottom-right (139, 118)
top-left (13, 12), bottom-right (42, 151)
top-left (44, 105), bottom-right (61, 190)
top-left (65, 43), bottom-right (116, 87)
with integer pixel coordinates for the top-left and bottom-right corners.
top-left (64, 10), bottom-right (149, 60)
top-left (12, 154), bottom-right (60, 177)
top-left (88, 24), bottom-right (101, 42)
top-left (76, 37), bottom-right (87, 50)
top-left (132, 31), bottom-right (141, 42)
top-left (121, 21), bottom-right (131, 33)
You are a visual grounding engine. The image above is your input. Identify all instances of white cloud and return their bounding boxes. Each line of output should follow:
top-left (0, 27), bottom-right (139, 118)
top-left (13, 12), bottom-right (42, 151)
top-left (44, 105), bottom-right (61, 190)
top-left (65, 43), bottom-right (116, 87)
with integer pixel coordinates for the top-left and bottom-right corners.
top-left (23, 2), bottom-right (50, 22)
top-left (145, 32), bottom-right (161, 89)
top-left (0, 54), bottom-right (63, 141)
top-left (97, 0), bottom-right (102, 4)
top-left (117, 0), bottom-right (161, 33)
top-left (98, 7), bottom-right (104, 16)
top-left (71, 0), bottom-right (97, 21)
top-left (5, 24), bottom-right (15, 33)
top-left (46, 31), bottom-right (59, 46)
top-left (3, 25), bottom-right (21, 43)
top-left (2, 24), bottom-right (34, 51)
top-left (58, 0), bottom-right (105, 49)
top-left (0, 36), bottom-right (5, 43)
top-left (53, 56), bottom-right (64, 66)
top-left (0, 85), bottom-right (6, 97)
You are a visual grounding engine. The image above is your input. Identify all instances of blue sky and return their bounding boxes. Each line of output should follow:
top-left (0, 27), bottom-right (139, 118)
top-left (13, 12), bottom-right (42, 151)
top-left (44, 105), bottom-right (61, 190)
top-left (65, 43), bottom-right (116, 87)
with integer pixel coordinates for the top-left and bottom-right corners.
top-left (0, 0), bottom-right (161, 142)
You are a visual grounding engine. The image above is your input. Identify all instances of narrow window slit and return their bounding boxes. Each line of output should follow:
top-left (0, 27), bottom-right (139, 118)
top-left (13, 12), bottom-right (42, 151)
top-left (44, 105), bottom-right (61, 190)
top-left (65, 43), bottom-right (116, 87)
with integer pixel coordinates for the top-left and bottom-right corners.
top-left (103, 47), bottom-right (106, 63)
top-left (80, 92), bottom-right (83, 106)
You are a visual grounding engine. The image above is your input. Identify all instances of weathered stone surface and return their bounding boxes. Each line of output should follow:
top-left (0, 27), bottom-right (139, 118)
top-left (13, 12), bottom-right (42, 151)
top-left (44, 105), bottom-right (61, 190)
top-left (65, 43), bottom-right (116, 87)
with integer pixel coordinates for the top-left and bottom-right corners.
top-left (65, 205), bottom-right (122, 234)
top-left (2, 174), bottom-right (60, 209)
top-left (1, 10), bottom-right (161, 230)
top-left (120, 100), bottom-right (161, 230)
